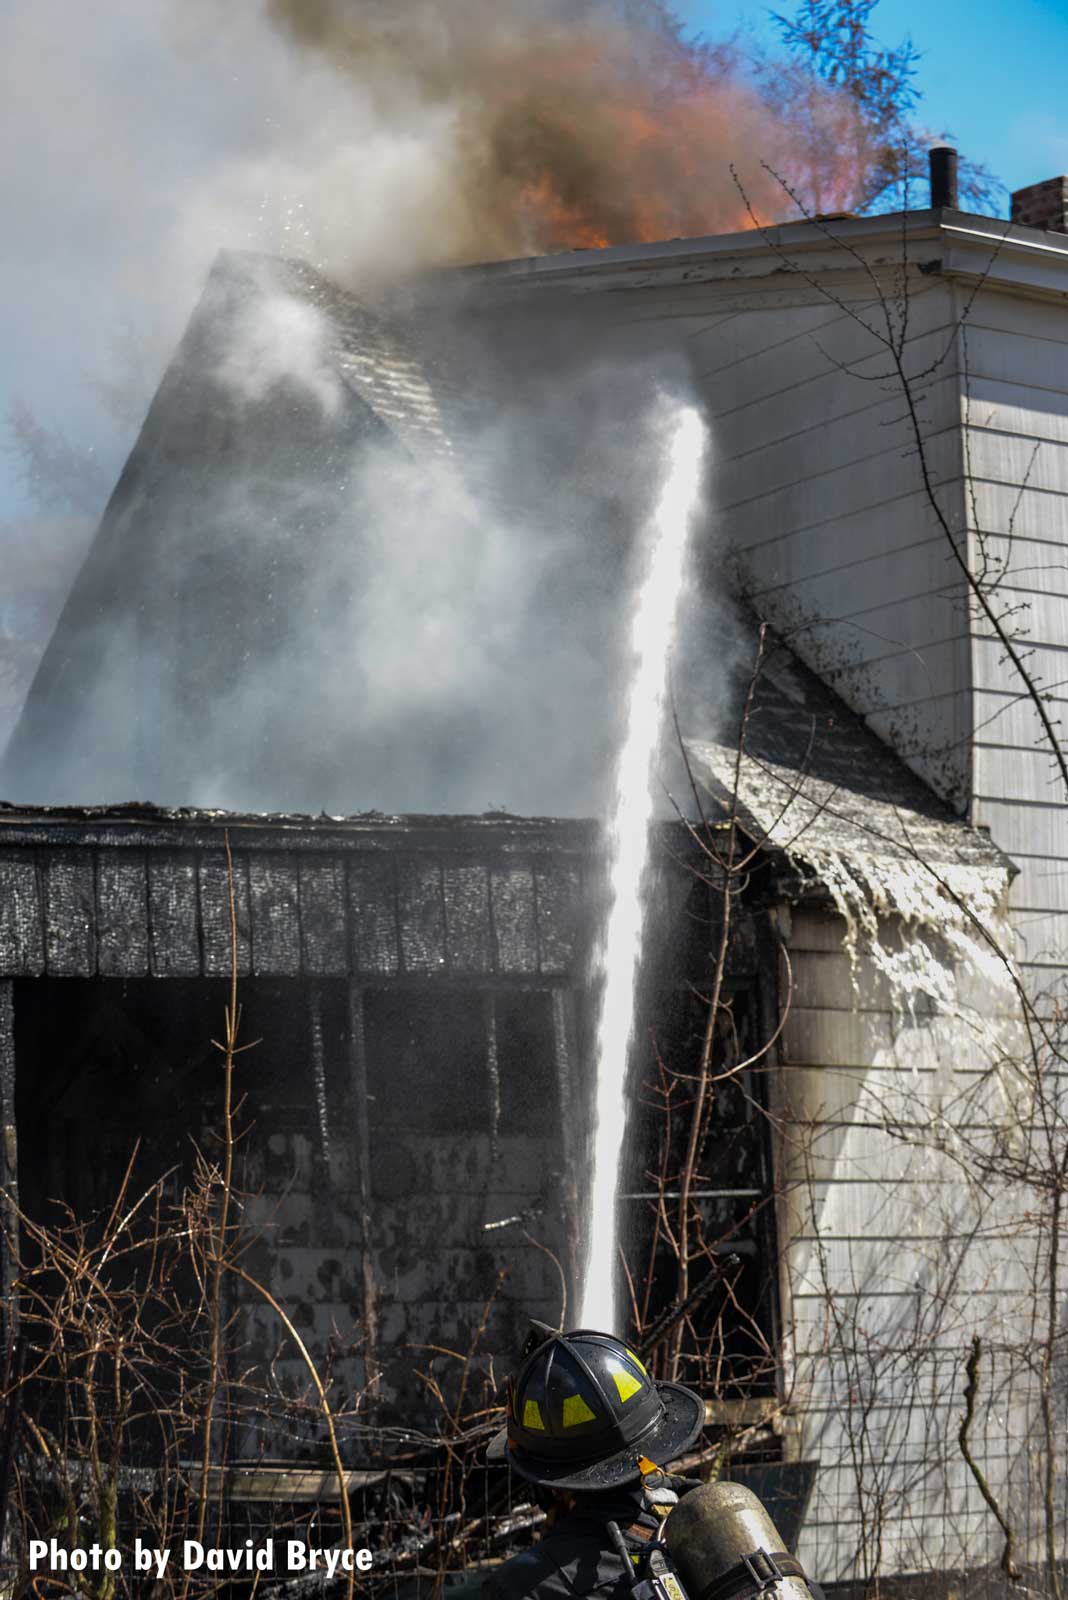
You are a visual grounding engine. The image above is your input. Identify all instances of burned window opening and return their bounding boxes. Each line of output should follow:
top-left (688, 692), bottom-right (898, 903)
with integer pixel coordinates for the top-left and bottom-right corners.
top-left (622, 871), bottom-right (781, 1403)
top-left (14, 977), bottom-right (231, 1223)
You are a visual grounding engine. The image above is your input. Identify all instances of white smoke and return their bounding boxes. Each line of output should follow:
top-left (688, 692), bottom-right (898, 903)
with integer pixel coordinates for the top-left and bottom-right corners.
top-left (1, 0), bottom-right (751, 808)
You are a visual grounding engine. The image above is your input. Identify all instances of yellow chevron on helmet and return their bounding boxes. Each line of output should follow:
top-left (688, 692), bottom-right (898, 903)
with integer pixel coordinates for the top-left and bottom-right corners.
top-left (523, 1398), bottom-right (546, 1430)
top-left (608, 1361), bottom-right (644, 1403)
top-left (562, 1394), bottom-right (597, 1426)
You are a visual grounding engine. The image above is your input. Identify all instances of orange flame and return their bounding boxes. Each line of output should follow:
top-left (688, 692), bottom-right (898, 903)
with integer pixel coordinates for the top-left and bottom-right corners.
top-left (268, 0), bottom-right (870, 264)
top-left (458, 24), bottom-right (852, 256)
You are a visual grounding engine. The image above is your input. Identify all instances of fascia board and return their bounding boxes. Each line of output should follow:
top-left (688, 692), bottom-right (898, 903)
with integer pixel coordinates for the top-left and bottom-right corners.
top-left (440, 212), bottom-right (1068, 309)
top-left (940, 222), bottom-right (1068, 303)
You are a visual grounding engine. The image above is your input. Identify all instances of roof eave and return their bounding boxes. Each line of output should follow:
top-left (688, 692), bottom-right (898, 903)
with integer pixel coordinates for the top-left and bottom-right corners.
top-left (434, 209), bottom-right (1068, 301)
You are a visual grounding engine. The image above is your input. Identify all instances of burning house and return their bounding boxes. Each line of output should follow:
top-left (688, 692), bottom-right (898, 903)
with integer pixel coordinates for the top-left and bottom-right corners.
top-left (2, 162), bottom-right (1068, 1591)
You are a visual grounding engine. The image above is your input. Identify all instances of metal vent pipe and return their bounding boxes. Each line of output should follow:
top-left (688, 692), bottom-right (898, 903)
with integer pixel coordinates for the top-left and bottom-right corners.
top-left (929, 145), bottom-right (959, 209)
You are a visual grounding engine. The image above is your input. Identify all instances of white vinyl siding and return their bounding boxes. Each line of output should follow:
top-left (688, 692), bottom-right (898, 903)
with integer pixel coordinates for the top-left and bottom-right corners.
top-left (778, 907), bottom-right (1048, 1583)
top-left (962, 284), bottom-right (1068, 979)
top-left (685, 282), bottom-right (974, 808)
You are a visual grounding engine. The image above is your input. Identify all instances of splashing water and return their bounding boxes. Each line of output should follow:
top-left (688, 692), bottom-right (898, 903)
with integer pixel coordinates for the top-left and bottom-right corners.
top-left (576, 402), bottom-right (707, 1331)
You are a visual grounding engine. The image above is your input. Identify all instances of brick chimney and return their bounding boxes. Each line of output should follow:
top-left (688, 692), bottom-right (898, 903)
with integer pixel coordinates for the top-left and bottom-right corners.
top-left (1011, 176), bottom-right (1068, 233)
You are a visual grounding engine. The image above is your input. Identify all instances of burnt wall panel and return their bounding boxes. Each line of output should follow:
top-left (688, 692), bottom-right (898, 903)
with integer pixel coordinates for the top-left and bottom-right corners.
top-left (364, 994), bottom-right (487, 1137)
top-left (44, 851), bottom-right (96, 976)
top-left (95, 853), bottom-right (149, 976)
top-left (0, 851), bottom-right (43, 976)
top-left (147, 855), bottom-right (201, 976)
top-left (396, 858), bottom-right (446, 975)
top-left (298, 859), bottom-right (348, 975)
top-left (0, 978), bottom-right (15, 1332)
top-left (349, 857), bottom-right (399, 975)
top-left (199, 854), bottom-right (252, 977)
top-left (371, 1191), bottom-right (496, 1255)
top-left (248, 855), bottom-right (301, 975)
top-left (491, 863), bottom-right (537, 974)
top-left (726, 912), bottom-right (759, 979)
top-left (496, 993), bottom-right (560, 1140)
top-left (534, 861), bottom-right (581, 975)
top-left (443, 862), bottom-right (492, 974)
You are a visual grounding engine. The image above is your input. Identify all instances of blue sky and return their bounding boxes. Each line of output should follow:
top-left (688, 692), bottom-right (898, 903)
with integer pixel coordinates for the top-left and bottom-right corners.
top-left (681, 0), bottom-right (1068, 202)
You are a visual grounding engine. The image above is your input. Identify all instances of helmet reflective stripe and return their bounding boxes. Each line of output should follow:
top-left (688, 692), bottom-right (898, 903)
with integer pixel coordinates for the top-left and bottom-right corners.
top-left (524, 1399), bottom-right (546, 1430)
top-left (562, 1394), bottom-right (597, 1427)
top-left (610, 1366), bottom-right (643, 1403)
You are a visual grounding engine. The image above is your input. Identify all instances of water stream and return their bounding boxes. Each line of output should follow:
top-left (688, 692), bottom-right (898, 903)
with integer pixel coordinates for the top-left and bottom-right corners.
top-left (576, 402), bottom-right (707, 1331)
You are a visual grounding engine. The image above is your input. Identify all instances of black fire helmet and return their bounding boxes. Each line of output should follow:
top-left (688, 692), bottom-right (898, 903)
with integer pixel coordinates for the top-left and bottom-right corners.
top-left (486, 1327), bottom-right (704, 1492)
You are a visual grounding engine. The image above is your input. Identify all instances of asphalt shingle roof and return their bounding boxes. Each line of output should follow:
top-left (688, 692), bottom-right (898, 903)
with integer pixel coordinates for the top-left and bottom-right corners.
top-left (684, 619), bottom-right (1013, 926)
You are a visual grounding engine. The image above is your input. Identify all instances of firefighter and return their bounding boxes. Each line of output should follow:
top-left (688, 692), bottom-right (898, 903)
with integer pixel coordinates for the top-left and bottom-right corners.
top-left (482, 1327), bottom-right (705, 1600)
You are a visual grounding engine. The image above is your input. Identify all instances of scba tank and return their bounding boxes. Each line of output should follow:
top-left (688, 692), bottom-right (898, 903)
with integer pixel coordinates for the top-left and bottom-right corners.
top-left (664, 1482), bottom-right (820, 1600)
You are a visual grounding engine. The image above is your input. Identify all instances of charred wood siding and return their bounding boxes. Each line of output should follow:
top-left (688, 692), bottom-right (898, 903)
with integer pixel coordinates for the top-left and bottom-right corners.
top-left (0, 811), bottom-right (605, 1426)
top-left (0, 853), bottom-right (43, 976)
top-left (1, 808), bottom-right (770, 1436)
top-left (0, 815), bottom-right (593, 982)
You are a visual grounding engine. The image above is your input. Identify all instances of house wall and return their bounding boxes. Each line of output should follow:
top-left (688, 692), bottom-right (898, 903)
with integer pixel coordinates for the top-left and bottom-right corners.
top-left (469, 229), bottom-right (1068, 1580)
top-left (12, 969), bottom-right (579, 1451)
top-left (220, 982), bottom-right (577, 1446)
top-left (694, 280), bottom-right (973, 812)
top-left (669, 250), bottom-right (1068, 1580)
top-left (775, 903), bottom-right (1060, 1585)
top-left (468, 225), bottom-right (975, 810)
top-left (957, 282), bottom-right (1068, 992)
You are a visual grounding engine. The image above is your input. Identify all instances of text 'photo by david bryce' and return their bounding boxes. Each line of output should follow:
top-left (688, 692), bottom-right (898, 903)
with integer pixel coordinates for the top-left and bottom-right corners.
top-left (28, 1540), bottom-right (374, 1581)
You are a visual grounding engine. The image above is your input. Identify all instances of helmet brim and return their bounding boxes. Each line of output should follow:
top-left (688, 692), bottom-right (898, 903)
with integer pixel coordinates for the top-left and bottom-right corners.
top-left (486, 1380), bottom-right (705, 1492)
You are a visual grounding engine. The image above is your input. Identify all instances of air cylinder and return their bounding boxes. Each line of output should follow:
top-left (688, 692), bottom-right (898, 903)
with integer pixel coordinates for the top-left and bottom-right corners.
top-left (664, 1482), bottom-right (815, 1600)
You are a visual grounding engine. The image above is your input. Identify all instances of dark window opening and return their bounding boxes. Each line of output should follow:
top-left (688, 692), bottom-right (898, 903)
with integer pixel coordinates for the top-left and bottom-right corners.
top-left (13, 977), bottom-right (360, 1218)
top-left (15, 977), bottom-right (229, 1220)
top-left (624, 976), bottom-right (780, 1399)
